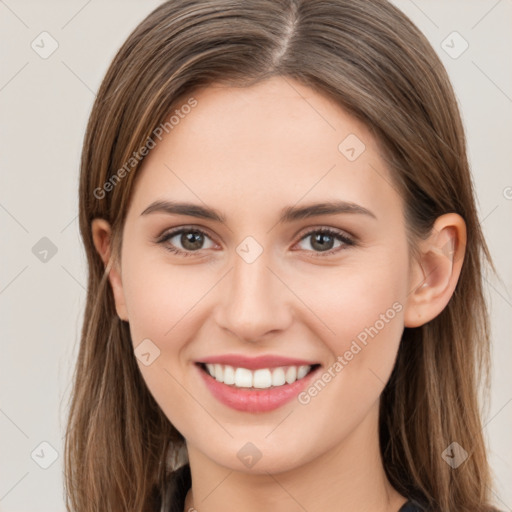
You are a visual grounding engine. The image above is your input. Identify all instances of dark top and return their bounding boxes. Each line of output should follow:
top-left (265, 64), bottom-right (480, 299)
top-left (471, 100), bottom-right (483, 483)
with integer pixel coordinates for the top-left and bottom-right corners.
top-left (163, 463), bottom-right (426, 512)
top-left (398, 501), bottom-right (425, 512)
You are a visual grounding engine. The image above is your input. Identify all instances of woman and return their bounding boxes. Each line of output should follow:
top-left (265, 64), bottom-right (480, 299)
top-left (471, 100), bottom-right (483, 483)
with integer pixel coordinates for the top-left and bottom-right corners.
top-left (64, 1), bottom-right (500, 511)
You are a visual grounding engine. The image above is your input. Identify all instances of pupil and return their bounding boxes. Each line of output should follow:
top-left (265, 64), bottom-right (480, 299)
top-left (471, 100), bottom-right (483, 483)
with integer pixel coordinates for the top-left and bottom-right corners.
top-left (312, 233), bottom-right (333, 251)
top-left (182, 231), bottom-right (203, 250)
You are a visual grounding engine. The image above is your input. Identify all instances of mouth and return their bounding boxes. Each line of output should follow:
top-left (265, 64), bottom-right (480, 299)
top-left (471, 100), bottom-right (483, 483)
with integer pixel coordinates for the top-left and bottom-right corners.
top-left (197, 362), bottom-right (321, 389)
top-left (195, 359), bottom-right (322, 413)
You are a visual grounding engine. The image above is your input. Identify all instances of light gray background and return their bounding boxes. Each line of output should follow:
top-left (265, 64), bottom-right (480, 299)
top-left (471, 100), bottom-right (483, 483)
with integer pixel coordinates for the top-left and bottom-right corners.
top-left (0, 1), bottom-right (511, 511)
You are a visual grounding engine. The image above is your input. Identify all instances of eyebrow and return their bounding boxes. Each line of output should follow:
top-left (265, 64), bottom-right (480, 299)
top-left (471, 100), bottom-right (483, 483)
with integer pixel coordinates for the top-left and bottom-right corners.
top-left (140, 199), bottom-right (377, 223)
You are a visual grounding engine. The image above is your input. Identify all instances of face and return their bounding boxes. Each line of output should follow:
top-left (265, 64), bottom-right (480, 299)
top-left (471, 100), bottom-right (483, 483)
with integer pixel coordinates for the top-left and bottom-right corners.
top-left (110, 76), bottom-right (416, 473)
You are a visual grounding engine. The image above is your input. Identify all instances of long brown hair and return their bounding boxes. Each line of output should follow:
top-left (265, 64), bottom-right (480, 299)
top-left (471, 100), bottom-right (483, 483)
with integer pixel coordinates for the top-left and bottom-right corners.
top-left (65, 1), bottom-right (497, 511)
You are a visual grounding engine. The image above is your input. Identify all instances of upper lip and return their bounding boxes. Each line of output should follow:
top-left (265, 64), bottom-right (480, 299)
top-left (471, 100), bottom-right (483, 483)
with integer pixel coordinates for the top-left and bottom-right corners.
top-left (197, 354), bottom-right (320, 370)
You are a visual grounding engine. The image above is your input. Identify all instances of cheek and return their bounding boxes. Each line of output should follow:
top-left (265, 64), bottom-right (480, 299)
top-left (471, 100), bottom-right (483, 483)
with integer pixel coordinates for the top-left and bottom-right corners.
top-left (120, 251), bottom-right (208, 434)
top-left (290, 271), bottom-right (405, 442)
top-left (121, 248), bottom-right (206, 347)
top-left (295, 256), bottom-right (406, 353)
top-left (290, 256), bottom-right (407, 423)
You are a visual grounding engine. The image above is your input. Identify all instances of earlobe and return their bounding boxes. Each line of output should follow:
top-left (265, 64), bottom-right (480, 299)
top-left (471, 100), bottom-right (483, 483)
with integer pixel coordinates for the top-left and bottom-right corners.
top-left (91, 218), bottom-right (129, 322)
top-left (404, 213), bottom-right (466, 328)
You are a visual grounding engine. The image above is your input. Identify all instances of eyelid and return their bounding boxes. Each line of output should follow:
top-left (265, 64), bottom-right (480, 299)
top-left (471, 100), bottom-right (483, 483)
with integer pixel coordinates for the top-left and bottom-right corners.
top-left (156, 224), bottom-right (217, 242)
top-left (294, 225), bottom-right (355, 243)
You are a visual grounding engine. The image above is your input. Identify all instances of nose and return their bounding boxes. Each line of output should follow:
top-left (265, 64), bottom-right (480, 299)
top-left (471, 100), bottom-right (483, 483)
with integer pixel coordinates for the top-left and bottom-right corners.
top-left (214, 244), bottom-right (293, 343)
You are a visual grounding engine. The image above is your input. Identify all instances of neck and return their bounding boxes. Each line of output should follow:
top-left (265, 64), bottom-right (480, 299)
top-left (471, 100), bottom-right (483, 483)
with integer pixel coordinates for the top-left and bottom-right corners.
top-left (183, 402), bottom-right (407, 512)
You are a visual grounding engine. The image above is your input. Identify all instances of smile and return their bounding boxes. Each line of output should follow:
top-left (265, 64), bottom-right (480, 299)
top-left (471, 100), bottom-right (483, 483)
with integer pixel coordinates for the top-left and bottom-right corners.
top-left (201, 363), bottom-right (315, 389)
top-left (196, 357), bottom-right (321, 413)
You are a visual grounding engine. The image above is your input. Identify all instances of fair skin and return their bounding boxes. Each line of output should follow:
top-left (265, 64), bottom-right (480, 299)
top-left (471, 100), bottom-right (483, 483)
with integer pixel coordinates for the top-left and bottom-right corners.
top-left (92, 77), bottom-right (466, 512)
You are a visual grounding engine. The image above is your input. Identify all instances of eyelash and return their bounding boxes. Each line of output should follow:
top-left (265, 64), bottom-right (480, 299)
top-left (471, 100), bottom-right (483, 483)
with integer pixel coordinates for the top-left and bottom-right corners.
top-left (156, 226), bottom-right (356, 258)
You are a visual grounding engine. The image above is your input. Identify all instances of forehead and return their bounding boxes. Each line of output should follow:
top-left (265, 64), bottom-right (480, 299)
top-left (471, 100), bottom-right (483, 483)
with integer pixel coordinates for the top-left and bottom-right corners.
top-left (129, 76), bottom-right (402, 224)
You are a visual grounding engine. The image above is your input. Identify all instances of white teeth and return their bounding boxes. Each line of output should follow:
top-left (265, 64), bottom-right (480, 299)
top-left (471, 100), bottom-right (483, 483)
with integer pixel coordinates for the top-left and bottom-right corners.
top-left (285, 366), bottom-right (297, 384)
top-left (203, 363), bottom-right (314, 389)
top-left (214, 364), bottom-right (224, 381)
top-left (234, 367), bottom-right (253, 387)
top-left (223, 365), bottom-right (235, 385)
top-left (297, 365), bottom-right (309, 379)
top-left (253, 369), bottom-right (272, 388)
top-left (271, 367), bottom-right (286, 386)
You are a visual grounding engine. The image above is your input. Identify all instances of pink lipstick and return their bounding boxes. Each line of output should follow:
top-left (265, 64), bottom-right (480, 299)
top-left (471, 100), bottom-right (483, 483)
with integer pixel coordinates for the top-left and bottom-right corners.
top-left (195, 354), bottom-right (321, 413)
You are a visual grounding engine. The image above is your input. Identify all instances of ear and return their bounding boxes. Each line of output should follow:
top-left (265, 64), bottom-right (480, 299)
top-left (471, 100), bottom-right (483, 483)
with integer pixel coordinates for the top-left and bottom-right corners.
top-left (91, 218), bottom-right (129, 322)
top-left (404, 213), bottom-right (466, 328)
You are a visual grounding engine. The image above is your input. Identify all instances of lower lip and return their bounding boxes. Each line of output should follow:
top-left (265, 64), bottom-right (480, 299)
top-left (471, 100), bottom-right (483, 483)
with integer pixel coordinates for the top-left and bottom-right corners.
top-left (197, 364), bottom-right (320, 413)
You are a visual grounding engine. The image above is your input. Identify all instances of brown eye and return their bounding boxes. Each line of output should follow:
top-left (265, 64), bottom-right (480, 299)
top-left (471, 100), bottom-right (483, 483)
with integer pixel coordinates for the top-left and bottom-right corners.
top-left (177, 231), bottom-right (205, 251)
top-left (158, 228), bottom-right (215, 256)
top-left (295, 228), bottom-right (355, 256)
